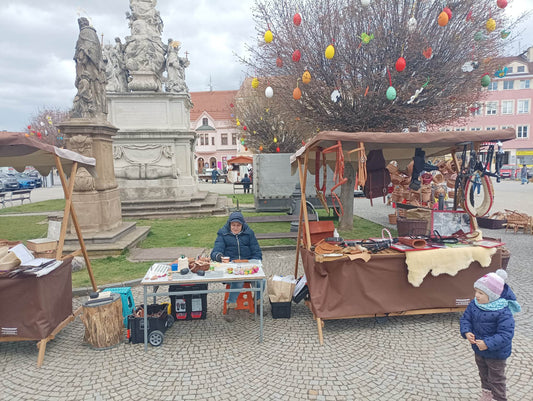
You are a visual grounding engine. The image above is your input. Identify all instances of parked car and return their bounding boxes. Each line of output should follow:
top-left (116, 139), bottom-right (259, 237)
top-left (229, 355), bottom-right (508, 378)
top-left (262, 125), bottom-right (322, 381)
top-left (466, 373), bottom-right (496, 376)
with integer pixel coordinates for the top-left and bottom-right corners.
top-left (0, 173), bottom-right (20, 191)
top-left (27, 171), bottom-right (42, 187)
top-left (499, 164), bottom-right (518, 179)
top-left (15, 173), bottom-right (36, 189)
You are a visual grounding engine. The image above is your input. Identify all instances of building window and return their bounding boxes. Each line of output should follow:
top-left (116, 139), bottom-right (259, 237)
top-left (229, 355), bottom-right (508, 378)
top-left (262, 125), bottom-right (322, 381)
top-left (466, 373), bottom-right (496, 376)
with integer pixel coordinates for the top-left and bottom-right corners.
top-left (506, 67), bottom-right (513, 74)
top-left (501, 125), bottom-right (513, 130)
top-left (221, 133), bottom-right (228, 145)
top-left (486, 126), bottom-right (497, 131)
top-left (455, 127), bottom-right (466, 131)
top-left (211, 137), bottom-right (215, 146)
top-left (232, 133), bottom-right (237, 145)
top-left (518, 99), bottom-right (530, 114)
top-left (486, 102), bottom-right (497, 115)
top-left (470, 127), bottom-right (481, 131)
top-left (519, 80), bottom-right (530, 89)
top-left (503, 80), bottom-right (514, 90)
top-left (517, 125), bottom-right (528, 138)
top-left (501, 100), bottom-right (513, 115)
top-left (517, 66), bottom-right (525, 73)
top-left (202, 117), bottom-right (208, 126)
top-left (488, 81), bottom-right (498, 91)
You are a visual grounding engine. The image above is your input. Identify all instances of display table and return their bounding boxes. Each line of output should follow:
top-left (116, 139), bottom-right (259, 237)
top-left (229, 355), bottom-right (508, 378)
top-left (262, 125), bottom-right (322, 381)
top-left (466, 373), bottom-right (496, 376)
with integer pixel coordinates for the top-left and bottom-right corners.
top-left (300, 247), bottom-right (502, 344)
top-left (141, 264), bottom-right (267, 350)
top-left (0, 258), bottom-right (75, 366)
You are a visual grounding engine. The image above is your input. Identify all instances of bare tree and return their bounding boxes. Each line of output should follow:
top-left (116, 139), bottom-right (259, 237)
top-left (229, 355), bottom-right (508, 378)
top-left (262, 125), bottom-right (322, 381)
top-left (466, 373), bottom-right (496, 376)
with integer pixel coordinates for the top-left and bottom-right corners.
top-left (25, 107), bottom-right (69, 147)
top-left (239, 0), bottom-right (526, 228)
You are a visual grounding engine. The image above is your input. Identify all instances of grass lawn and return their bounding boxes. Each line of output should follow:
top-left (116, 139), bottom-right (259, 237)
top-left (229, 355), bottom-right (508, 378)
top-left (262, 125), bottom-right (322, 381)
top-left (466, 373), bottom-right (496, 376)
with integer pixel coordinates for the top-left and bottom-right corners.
top-left (0, 199), bottom-right (65, 214)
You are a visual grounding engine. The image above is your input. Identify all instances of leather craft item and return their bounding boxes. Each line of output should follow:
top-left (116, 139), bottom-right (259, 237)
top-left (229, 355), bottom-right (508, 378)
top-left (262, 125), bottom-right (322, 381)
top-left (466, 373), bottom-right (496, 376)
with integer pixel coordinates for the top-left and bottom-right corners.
top-left (398, 237), bottom-right (427, 249)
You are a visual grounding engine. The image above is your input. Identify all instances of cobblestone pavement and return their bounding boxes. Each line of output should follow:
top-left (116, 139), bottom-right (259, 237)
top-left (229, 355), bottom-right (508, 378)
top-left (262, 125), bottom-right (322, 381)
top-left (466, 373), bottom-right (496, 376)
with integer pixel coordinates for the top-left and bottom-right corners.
top-left (1, 184), bottom-right (532, 400)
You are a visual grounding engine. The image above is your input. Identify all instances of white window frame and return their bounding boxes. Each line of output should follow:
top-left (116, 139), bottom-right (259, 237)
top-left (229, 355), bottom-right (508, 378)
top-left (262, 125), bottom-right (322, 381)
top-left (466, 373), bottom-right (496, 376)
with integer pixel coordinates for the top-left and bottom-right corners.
top-left (501, 125), bottom-right (514, 130)
top-left (503, 80), bottom-right (514, 90)
top-left (488, 81), bottom-right (498, 91)
top-left (202, 117), bottom-right (209, 126)
top-left (507, 67), bottom-right (513, 74)
top-left (501, 100), bottom-right (514, 115)
top-left (517, 66), bottom-right (525, 73)
top-left (518, 99), bottom-right (530, 114)
top-left (221, 133), bottom-right (228, 145)
top-left (519, 80), bottom-right (530, 89)
top-left (517, 125), bottom-right (529, 138)
top-left (486, 101), bottom-right (498, 115)
top-left (470, 127), bottom-right (481, 131)
top-left (486, 126), bottom-right (497, 131)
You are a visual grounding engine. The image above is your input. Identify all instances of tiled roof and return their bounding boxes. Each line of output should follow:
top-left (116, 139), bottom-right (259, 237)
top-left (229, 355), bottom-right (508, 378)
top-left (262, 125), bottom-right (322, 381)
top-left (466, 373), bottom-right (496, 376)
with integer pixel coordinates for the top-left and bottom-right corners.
top-left (190, 90), bottom-right (238, 121)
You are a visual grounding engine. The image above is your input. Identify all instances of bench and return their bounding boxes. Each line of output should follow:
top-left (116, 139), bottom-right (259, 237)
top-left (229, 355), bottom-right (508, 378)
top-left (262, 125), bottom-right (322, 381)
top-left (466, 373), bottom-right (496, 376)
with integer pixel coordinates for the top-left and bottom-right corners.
top-left (10, 189), bottom-right (32, 205)
top-left (233, 182), bottom-right (251, 193)
top-left (246, 214), bottom-right (319, 240)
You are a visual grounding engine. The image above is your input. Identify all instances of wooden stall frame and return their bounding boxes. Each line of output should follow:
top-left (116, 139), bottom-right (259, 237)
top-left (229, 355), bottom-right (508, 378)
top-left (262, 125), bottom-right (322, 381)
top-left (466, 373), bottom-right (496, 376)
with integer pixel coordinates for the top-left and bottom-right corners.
top-left (1, 159), bottom-right (97, 367)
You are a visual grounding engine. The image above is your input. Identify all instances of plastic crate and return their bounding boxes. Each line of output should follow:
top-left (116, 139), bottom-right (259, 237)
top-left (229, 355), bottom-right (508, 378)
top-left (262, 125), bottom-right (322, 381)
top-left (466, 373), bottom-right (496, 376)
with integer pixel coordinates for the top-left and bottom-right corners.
top-left (169, 284), bottom-right (208, 320)
top-left (102, 287), bottom-right (135, 327)
top-left (270, 300), bottom-right (292, 319)
top-left (127, 304), bottom-right (172, 345)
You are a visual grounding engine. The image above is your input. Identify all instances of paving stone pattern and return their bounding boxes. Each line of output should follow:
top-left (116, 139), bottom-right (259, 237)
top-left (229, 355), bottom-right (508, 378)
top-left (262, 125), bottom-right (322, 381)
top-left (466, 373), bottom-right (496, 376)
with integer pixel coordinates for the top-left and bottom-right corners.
top-left (1, 187), bottom-right (532, 400)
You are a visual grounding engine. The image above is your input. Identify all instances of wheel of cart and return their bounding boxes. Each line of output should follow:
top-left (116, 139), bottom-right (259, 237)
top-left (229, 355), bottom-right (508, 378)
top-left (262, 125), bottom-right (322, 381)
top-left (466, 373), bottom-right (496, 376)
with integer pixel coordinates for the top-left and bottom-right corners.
top-left (148, 330), bottom-right (164, 347)
top-left (166, 315), bottom-right (174, 329)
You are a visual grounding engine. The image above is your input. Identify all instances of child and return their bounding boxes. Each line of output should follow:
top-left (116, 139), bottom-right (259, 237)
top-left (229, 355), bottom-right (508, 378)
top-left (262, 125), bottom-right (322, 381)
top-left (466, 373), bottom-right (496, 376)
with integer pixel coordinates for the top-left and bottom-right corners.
top-left (460, 269), bottom-right (521, 401)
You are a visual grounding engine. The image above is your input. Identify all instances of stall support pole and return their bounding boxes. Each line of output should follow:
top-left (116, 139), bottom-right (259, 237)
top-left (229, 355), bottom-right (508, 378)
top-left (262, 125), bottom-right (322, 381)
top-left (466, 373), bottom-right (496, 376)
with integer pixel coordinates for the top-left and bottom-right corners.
top-left (54, 156), bottom-right (97, 292)
top-left (294, 152), bottom-right (312, 278)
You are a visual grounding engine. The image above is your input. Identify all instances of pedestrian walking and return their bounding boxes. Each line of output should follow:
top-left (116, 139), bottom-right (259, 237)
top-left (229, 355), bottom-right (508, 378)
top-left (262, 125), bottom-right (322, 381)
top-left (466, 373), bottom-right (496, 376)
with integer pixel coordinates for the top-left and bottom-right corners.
top-left (460, 269), bottom-right (521, 401)
top-left (520, 164), bottom-right (528, 185)
top-left (211, 169), bottom-right (220, 184)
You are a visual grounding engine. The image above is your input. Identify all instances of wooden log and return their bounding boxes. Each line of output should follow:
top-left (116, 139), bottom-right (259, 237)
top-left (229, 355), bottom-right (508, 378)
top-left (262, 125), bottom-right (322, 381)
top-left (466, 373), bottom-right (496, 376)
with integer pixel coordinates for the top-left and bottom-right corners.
top-left (80, 294), bottom-right (123, 349)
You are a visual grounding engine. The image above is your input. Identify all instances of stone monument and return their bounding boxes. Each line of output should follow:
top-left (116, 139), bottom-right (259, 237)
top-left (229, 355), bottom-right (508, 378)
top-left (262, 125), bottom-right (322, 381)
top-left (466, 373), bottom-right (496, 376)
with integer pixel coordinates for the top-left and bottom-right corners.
top-left (106, 0), bottom-right (227, 217)
top-left (58, 17), bottom-right (149, 254)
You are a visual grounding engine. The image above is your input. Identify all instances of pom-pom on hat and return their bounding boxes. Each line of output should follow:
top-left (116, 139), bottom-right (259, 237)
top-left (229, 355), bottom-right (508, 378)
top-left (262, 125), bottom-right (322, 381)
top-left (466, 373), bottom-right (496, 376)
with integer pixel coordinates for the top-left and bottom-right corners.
top-left (474, 269), bottom-right (507, 302)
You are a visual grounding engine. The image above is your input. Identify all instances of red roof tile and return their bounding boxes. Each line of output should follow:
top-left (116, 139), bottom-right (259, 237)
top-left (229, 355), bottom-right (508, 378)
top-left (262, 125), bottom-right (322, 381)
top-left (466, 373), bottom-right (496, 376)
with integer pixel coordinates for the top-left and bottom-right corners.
top-left (190, 90), bottom-right (238, 121)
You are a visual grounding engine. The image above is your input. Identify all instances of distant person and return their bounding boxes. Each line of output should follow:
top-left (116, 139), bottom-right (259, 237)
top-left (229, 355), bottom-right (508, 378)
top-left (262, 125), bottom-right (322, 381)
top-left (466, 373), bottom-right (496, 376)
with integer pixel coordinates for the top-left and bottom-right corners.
top-left (520, 164), bottom-right (528, 185)
top-left (241, 173), bottom-right (251, 193)
top-left (460, 269), bottom-right (521, 401)
top-left (211, 169), bottom-right (220, 184)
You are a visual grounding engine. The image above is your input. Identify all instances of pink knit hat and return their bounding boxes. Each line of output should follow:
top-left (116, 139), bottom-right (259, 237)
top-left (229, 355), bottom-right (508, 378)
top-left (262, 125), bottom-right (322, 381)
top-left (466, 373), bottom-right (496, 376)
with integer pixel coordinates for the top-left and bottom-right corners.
top-left (474, 269), bottom-right (507, 302)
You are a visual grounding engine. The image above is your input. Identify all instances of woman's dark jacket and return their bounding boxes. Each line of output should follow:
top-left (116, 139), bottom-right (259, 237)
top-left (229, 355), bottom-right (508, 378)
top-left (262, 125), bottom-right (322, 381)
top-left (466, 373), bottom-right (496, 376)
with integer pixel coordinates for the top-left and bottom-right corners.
top-left (210, 212), bottom-right (262, 262)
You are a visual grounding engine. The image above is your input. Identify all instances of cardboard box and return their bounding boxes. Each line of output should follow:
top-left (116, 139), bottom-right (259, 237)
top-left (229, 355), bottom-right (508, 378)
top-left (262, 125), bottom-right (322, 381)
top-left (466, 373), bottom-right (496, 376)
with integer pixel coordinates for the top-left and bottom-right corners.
top-left (26, 239), bottom-right (57, 253)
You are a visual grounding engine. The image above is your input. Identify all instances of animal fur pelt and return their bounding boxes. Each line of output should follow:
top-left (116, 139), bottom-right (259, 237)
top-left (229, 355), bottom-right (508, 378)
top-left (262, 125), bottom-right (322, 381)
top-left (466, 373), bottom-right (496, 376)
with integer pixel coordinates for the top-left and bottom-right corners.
top-left (405, 246), bottom-right (497, 287)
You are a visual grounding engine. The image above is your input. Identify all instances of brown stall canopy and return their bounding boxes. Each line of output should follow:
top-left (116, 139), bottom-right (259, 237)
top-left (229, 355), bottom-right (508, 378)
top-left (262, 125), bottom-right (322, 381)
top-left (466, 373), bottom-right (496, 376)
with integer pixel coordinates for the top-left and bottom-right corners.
top-left (228, 155), bottom-right (253, 165)
top-left (0, 131), bottom-right (96, 175)
top-left (290, 129), bottom-right (516, 173)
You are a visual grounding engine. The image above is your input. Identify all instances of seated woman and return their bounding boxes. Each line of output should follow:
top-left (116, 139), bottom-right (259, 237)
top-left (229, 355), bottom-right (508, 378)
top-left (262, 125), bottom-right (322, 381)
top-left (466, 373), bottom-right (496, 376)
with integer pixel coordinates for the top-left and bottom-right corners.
top-left (211, 211), bottom-right (262, 322)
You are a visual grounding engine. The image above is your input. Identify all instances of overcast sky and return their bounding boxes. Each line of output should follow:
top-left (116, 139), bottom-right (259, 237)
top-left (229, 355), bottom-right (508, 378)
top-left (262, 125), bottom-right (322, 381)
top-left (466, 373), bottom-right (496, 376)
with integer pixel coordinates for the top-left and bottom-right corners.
top-left (0, 0), bottom-right (531, 132)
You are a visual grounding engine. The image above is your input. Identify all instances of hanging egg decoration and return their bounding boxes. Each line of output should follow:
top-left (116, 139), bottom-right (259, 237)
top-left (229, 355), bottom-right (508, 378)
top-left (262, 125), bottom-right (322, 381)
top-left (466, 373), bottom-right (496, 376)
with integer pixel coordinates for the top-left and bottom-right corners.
top-left (244, 147), bottom-right (248, 151)
top-left (27, 125), bottom-right (31, 130)
top-left (474, 31), bottom-right (485, 41)
top-left (438, 11), bottom-right (449, 27)
top-left (386, 86), bottom-right (397, 100)
top-left (264, 30), bottom-right (273, 43)
top-left (302, 140), bottom-right (306, 145)
top-left (293, 86), bottom-right (302, 100)
top-left (273, 137), bottom-right (278, 143)
top-left (481, 74), bottom-right (491, 87)
top-left (276, 147), bottom-right (280, 153)
top-left (265, 86), bottom-right (274, 98)
top-left (259, 145), bottom-right (263, 151)
top-left (293, 13), bottom-right (302, 26)
top-left (276, 57), bottom-right (283, 67)
top-left (443, 7), bottom-right (452, 21)
top-left (251, 77), bottom-right (259, 88)
top-left (25, 133), bottom-right (30, 137)
top-left (302, 70), bottom-right (311, 84)
top-left (395, 57), bottom-right (406, 72)
top-left (243, 126), bottom-right (248, 131)
top-left (292, 49), bottom-right (301, 62)
top-left (361, 0), bottom-right (371, 6)
top-left (37, 132), bottom-right (42, 139)
top-left (423, 47), bottom-right (433, 59)
top-left (497, 0), bottom-right (507, 8)
top-left (360, 32), bottom-right (374, 44)
top-left (500, 29), bottom-right (510, 39)
top-left (325, 44), bottom-right (335, 59)
top-left (331, 89), bottom-right (341, 103)
top-left (486, 18), bottom-right (496, 32)
top-left (408, 17), bottom-right (417, 32)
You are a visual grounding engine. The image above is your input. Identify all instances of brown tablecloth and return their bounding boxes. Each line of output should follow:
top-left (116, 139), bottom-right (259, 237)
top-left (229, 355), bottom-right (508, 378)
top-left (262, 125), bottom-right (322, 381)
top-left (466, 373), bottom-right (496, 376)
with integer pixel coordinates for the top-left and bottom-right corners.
top-left (0, 258), bottom-right (73, 339)
top-left (300, 248), bottom-right (502, 319)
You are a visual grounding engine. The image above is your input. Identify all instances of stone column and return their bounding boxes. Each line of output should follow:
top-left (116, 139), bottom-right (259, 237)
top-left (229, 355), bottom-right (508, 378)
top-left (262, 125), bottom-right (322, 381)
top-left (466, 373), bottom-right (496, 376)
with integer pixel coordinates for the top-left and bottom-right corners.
top-left (58, 119), bottom-right (123, 233)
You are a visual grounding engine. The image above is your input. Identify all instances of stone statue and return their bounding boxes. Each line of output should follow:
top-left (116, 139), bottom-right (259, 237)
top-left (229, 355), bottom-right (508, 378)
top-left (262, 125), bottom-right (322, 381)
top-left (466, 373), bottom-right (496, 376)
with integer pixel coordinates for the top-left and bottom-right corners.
top-left (72, 17), bottom-right (107, 119)
top-left (165, 39), bottom-right (189, 93)
top-left (103, 37), bottom-right (129, 92)
top-left (124, 0), bottom-right (166, 91)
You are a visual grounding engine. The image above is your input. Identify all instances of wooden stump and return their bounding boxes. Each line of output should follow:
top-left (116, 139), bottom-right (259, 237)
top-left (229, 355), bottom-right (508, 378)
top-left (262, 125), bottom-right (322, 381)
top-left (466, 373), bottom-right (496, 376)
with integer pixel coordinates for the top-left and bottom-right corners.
top-left (81, 294), bottom-right (123, 349)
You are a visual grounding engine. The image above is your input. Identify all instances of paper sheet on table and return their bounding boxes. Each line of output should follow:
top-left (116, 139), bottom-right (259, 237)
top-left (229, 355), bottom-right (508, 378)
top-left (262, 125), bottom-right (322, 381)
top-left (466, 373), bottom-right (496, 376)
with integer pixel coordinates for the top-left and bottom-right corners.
top-left (9, 243), bottom-right (34, 265)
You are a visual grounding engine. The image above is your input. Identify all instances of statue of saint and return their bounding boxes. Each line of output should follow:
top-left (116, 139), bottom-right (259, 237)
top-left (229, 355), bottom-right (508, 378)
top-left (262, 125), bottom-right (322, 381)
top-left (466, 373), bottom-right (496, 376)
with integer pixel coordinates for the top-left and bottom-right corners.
top-left (103, 37), bottom-right (129, 92)
top-left (72, 17), bottom-right (107, 119)
top-left (165, 39), bottom-right (189, 93)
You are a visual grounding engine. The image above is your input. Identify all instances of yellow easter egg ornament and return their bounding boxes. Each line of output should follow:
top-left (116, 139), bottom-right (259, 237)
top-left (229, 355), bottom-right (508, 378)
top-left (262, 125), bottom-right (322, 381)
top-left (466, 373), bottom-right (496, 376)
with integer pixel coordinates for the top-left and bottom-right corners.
top-left (302, 70), bottom-right (311, 84)
top-left (486, 18), bottom-right (496, 32)
top-left (251, 77), bottom-right (259, 88)
top-left (264, 30), bottom-right (273, 43)
top-left (325, 44), bottom-right (335, 59)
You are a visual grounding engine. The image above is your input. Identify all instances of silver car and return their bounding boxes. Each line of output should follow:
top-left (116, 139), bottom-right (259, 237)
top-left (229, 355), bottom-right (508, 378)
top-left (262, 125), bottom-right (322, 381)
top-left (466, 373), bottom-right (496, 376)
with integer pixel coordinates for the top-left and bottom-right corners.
top-left (0, 174), bottom-right (20, 191)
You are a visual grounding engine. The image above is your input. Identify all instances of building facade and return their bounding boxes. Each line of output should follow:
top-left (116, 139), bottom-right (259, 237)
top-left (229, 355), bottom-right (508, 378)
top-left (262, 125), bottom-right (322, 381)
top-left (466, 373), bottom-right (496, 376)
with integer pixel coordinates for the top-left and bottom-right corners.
top-left (443, 47), bottom-right (533, 168)
top-left (190, 90), bottom-right (243, 173)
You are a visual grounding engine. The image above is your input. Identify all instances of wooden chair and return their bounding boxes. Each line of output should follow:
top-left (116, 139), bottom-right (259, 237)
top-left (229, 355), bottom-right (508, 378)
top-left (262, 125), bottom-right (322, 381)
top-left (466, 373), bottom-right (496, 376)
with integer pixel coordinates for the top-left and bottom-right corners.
top-left (504, 210), bottom-right (530, 234)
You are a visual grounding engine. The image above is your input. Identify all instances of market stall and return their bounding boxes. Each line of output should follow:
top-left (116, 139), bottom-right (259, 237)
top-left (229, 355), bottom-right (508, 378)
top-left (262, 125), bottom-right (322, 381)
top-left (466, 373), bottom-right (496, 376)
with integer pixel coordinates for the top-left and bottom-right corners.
top-left (0, 132), bottom-right (97, 366)
top-left (290, 129), bottom-right (515, 344)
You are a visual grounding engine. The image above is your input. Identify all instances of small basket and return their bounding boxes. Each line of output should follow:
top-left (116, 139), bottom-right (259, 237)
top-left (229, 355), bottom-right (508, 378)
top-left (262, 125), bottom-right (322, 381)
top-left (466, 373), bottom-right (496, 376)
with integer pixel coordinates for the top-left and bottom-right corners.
top-left (501, 248), bottom-right (511, 269)
top-left (396, 218), bottom-right (429, 237)
top-left (476, 217), bottom-right (507, 230)
top-left (388, 214), bottom-right (397, 225)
